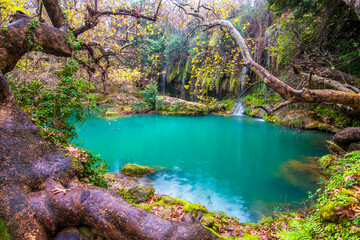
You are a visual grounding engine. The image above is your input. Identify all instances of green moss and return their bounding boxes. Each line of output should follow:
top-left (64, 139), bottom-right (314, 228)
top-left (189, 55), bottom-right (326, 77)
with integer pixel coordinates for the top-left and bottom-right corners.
top-left (318, 154), bottom-right (335, 169)
top-left (120, 163), bottom-right (154, 176)
top-left (134, 203), bottom-right (153, 212)
top-left (319, 201), bottom-right (341, 222)
top-left (183, 203), bottom-right (208, 213)
top-left (121, 186), bottom-right (155, 204)
top-left (242, 233), bottom-right (261, 240)
top-left (0, 219), bottom-right (10, 240)
top-left (204, 226), bottom-right (222, 238)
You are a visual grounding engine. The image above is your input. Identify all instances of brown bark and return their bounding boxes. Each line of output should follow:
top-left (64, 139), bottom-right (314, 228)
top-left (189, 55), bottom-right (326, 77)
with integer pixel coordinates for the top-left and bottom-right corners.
top-left (42, 0), bottom-right (69, 29)
top-left (0, 68), bottom-right (217, 240)
top-left (202, 20), bottom-right (360, 113)
top-left (0, 1), bottom-right (217, 239)
top-left (0, 16), bottom-right (72, 74)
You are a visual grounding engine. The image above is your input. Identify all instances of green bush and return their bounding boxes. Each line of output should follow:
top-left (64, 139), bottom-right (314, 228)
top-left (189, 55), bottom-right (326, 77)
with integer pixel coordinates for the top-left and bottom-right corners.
top-left (9, 59), bottom-right (94, 144)
top-left (77, 151), bottom-right (108, 188)
top-left (139, 83), bottom-right (159, 110)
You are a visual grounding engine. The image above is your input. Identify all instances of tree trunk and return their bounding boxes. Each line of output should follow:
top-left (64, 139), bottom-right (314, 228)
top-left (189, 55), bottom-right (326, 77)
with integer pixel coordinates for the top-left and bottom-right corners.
top-left (0, 71), bottom-right (217, 240)
top-left (0, 12), bottom-right (217, 240)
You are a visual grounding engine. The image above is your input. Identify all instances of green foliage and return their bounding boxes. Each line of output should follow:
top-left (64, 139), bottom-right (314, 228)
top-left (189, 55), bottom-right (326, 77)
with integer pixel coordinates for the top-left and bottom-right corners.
top-left (0, 219), bottom-right (10, 240)
top-left (25, 20), bottom-right (43, 52)
top-left (277, 151), bottom-right (360, 239)
top-left (242, 86), bottom-right (281, 105)
top-left (9, 59), bottom-right (94, 144)
top-left (312, 103), bottom-right (360, 127)
top-left (131, 101), bottom-right (148, 110)
top-left (268, 0), bottom-right (360, 76)
top-left (67, 30), bottom-right (83, 50)
top-left (137, 83), bottom-right (159, 110)
top-left (220, 97), bottom-right (237, 111)
top-left (77, 151), bottom-right (108, 188)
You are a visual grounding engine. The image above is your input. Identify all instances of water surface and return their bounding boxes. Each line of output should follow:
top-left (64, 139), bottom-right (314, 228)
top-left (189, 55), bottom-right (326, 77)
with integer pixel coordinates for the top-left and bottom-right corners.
top-left (75, 115), bottom-right (330, 221)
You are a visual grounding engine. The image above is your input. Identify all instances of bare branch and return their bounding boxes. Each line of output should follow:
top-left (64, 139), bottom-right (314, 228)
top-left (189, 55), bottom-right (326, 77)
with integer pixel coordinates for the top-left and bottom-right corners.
top-left (75, 0), bottom-right (163, 36)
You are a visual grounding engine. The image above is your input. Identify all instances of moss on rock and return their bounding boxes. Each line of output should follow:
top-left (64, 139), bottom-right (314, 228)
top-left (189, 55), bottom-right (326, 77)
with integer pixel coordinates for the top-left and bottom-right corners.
top-left (120, 163), bottom-right (154, 176)
top-left (122, 186), bottom-right (155, 204)
top-left (183, 203), bottom-right (208, 213)
top-left (319, 201), bottom-right (341, 222)
top-left (318, 154), bottom-right (335, 169)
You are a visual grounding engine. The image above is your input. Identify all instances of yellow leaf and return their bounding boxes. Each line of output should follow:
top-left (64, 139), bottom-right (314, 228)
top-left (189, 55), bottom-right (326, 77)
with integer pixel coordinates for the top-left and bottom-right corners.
top-left (234, 18), bottom-right (239, 24)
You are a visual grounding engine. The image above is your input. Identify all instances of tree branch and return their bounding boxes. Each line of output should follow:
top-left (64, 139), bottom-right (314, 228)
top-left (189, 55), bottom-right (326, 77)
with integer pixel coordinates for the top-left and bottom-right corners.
top-left (175, 8), bottom-right (360, 112)
top-left (75, 0), bottom-right (163, 36)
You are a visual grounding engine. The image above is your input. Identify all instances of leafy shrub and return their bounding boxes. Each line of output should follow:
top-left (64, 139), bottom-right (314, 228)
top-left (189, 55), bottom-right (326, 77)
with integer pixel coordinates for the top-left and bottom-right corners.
top-left (131, 101), bottom-right (148, 110)
top-left (138, 83), bottom-right (159, 109)
top-left (78, 152), bottom-right (108, 188)
top-left (9, 59), bottom-right (94, 144)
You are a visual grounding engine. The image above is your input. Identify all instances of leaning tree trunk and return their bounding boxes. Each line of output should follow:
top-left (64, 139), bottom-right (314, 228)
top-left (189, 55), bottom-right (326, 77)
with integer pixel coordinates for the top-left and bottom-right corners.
top-left (0, 11), bottom-right (217, 240)
top-left (0, 74), bottom-right (217, 239)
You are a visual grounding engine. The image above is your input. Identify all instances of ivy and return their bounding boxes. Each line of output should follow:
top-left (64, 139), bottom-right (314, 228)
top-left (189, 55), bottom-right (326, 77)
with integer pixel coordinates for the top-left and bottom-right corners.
top-left (9, 59), bottom-right (94, 144)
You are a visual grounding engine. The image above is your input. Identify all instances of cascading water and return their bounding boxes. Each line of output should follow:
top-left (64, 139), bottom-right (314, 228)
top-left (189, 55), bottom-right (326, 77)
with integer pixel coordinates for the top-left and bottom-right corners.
top-left (160, 63), bottom-right (168, 94)
top-left (232, 67), bottom-right (249, 116)
top-left (232, 102), bottom-right (245, 115)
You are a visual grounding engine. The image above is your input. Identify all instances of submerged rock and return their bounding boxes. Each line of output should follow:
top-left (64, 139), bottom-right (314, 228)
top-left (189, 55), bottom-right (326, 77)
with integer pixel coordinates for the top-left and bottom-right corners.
top-left (120, 163), bottom-right (154, 176)
top-left (277, 157), bottom-right (323, 192)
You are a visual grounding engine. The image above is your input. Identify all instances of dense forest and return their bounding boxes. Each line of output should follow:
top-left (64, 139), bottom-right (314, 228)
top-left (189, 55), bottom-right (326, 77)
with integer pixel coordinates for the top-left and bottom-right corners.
top-left (1, 0), bottom-right (360, 239)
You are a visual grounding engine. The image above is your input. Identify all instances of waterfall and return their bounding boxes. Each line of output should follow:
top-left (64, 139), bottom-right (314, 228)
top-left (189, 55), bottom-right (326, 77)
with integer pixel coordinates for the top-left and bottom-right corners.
top-left (160, 63), bottom-right (168, 94)
top-left (239, 66), bottom-right (249, 92)
top-left (232, 102), bottom-right (245, 115)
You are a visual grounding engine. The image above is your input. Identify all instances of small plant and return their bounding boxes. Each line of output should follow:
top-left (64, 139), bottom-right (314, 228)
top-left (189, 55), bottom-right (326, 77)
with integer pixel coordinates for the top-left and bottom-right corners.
top-left (135, 83), bottom-right (159, 110)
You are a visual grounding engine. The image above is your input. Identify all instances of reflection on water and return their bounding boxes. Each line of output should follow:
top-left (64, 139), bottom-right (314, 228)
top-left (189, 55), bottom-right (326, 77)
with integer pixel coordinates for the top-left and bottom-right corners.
top-left (75, 115), bottom-right (331, 221)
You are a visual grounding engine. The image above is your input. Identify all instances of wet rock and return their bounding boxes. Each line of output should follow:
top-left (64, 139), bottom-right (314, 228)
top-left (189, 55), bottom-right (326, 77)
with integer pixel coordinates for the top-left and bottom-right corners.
top-left (120, 163), bottom-right (154, 176)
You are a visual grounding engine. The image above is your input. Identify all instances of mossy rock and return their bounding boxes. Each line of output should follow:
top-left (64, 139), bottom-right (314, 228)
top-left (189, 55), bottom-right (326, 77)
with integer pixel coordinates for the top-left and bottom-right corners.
top-left (200, 215), bottom-right (215, 228)
top-left (339, 188), bottom-right (356, 198)
top-left (319, 201), bottom-right (341, 222)
top-left (120, 163), bottom-right (154, 176)
top-left (318, 154), bottom-right (335, 169)
top-left (122, 186), bottom-right (155, 204)
top-left (158, 96), bottom-right (210, 116)
top-left (183, 203), bottom-right (208, 213)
